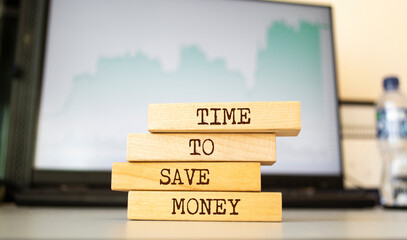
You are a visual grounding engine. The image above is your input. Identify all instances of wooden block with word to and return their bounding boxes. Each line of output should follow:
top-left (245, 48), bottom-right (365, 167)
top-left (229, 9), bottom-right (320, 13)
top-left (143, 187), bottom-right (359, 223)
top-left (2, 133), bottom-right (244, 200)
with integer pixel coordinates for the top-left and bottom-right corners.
top-left (127, 133), bottom-right (275, 165)
top-left (112, 162), bottom-right (261, 192)
top-left (128, 191), bottom-right (282, 222)
top-left (148, 101), bottom-right (300, 136)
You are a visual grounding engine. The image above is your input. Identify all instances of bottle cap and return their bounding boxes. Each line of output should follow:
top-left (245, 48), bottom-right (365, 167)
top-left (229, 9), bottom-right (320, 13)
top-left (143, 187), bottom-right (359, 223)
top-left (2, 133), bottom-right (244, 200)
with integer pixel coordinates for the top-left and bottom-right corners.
top-left (383, 76), bottom-right (399, 91)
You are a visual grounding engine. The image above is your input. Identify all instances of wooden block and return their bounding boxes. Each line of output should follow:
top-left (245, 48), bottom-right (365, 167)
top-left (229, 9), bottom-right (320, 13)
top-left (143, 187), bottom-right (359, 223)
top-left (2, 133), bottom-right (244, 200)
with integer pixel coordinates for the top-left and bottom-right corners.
top-left (148, 101), bottom-right (301, 136)
top-left (112, 162), bottom-right (261, 192)
top-left (127, 133), bottom-right (275, 165)
top-left (128, 191), bottom-right (282, 222)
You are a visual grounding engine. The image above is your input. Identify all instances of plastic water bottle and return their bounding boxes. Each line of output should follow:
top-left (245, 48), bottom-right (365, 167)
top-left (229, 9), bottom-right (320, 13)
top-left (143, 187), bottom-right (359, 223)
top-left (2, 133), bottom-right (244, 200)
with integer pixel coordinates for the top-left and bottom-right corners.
top-left (377, 76), bottom-right (407, 207)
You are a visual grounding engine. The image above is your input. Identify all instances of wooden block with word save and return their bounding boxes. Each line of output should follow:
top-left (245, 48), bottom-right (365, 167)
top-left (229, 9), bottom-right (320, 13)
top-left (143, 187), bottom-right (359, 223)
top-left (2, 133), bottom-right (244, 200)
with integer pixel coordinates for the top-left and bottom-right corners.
top-left (127, 133), bottom-right (275, 165)
top-left (112, 162), bottom-right (261, 192)
top-left (128, 191), bottom-right (282, 222)
top-left (148, 101), bottom-right (301, 136)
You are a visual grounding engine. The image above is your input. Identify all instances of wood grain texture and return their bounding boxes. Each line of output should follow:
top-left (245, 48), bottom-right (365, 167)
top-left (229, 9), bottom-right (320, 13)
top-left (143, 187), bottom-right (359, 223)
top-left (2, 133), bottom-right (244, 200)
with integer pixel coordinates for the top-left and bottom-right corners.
top-left (127, 133), bottom-right (275, 165)
top-left (148, 101), bottom-right (301, 136)
top-left (111, 162), bottom-right (261, 192)
top-left (128, 191), bottom-right (282, 222)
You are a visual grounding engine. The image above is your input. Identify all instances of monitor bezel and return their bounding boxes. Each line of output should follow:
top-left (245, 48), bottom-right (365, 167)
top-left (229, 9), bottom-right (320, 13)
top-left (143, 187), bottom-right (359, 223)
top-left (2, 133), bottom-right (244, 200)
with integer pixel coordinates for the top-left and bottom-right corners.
top-left (28, 0), bottom-right (344, 190)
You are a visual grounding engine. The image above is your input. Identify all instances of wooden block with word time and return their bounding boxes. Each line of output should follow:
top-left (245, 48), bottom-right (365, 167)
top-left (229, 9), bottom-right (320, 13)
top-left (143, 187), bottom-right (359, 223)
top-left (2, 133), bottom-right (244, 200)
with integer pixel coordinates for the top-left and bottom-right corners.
top-left (127, 191), bottom-right (282, 222)
top-left (112, 162), bottom-right (260, 192)
top-left (127, 133), bottom-right (275, 165)
top-left (148, 101), bottom-right (301, 136)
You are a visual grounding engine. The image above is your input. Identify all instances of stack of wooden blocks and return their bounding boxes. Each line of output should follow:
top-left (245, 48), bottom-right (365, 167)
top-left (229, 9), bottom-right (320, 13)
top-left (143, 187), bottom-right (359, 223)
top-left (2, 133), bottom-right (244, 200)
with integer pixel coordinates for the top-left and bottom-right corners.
top-left (111, 101), bottom-right (301, 221)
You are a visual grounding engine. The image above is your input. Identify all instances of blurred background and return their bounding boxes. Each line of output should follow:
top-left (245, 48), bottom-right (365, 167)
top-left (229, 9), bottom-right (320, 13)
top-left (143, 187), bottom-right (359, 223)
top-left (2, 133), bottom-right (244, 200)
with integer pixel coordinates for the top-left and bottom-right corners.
top-left (0, 0), bottom-right (406, 206)
top-left (281, 0), bottom-right (407, 191)
top-left (284, 0), bottom-right (407, 101)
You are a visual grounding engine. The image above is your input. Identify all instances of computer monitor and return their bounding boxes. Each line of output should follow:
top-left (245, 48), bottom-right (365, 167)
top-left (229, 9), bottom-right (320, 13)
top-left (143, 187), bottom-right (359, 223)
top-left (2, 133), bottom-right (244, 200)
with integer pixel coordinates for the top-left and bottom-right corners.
top-left (8, 0), bottom-right (342, 190)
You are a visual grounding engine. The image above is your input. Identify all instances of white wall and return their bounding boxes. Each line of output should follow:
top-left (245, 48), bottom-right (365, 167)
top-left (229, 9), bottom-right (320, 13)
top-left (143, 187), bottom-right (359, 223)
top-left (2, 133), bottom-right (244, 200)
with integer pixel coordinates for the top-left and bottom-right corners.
top-left (280, 0), bottom-right (407, 102)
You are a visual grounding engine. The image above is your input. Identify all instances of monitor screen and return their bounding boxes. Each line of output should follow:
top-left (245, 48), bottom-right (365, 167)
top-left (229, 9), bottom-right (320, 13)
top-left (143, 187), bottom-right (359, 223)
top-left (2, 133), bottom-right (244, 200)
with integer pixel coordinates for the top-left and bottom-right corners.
top-left (35, 0), bottom-right (341, 175)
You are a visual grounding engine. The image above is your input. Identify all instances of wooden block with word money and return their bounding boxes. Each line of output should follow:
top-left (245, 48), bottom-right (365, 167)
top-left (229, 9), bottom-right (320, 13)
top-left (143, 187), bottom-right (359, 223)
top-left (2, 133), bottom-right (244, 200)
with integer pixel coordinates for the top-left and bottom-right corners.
top-left (127, 191), bottom-right (282, 222)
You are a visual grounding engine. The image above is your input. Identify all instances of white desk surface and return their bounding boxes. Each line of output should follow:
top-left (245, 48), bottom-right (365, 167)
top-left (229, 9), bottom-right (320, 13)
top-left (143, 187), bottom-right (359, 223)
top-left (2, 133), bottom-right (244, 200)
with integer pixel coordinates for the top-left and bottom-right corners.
top-left (0, 204), bottom-right (406, 239)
